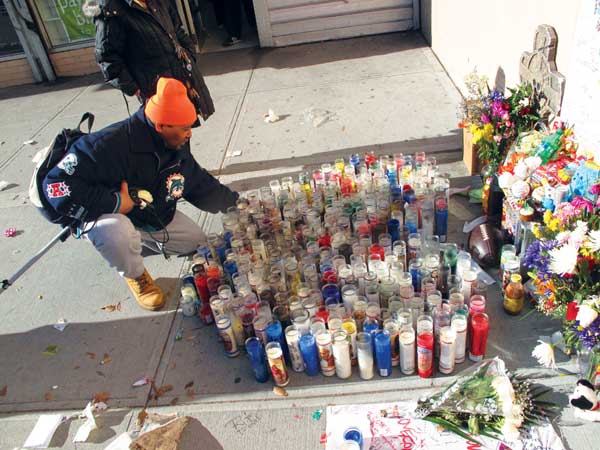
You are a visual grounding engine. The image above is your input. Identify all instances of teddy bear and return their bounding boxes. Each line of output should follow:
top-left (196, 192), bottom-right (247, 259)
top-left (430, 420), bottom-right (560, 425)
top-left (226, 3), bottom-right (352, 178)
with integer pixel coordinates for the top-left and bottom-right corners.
top-left (569, 379), bottom-right (600, 421)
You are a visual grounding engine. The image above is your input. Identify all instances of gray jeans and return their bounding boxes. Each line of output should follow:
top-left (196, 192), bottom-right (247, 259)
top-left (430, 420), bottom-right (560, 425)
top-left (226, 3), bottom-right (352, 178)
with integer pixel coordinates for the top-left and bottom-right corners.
top-left (82, 211), bottom-right (205, 278)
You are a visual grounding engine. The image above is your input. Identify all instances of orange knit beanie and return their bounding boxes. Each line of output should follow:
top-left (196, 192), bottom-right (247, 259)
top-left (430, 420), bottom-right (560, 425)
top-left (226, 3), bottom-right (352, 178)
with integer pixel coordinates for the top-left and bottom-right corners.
top-left (144, 77), bottom-right (197, 126)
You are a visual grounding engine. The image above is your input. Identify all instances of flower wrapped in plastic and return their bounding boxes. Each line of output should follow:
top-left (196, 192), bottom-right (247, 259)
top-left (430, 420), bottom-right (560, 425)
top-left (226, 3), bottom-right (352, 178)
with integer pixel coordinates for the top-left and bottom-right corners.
top-left (413, 358), bottom-right (556, 445)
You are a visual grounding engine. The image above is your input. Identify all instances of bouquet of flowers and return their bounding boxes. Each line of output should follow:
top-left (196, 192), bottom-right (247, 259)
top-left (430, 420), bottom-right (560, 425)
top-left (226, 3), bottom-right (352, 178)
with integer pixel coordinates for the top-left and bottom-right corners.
top-left (459, 71), bottom-right (541, 171)
top-left (524, 185), bottom-right (600, 380)
top-left (413, 358), bottom-right (555, 444)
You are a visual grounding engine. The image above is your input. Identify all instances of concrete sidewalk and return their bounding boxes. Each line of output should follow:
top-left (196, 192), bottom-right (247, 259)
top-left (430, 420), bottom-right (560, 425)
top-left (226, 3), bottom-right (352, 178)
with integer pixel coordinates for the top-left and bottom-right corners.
top-left (1, 31), bottom-right (597, 449)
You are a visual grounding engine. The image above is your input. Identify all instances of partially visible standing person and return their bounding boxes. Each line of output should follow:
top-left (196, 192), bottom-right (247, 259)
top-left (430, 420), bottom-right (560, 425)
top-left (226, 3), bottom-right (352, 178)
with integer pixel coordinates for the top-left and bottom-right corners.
top-left (223, 0), bottom-right (256, 46)
top-left (85, 0), bottom-right (215, 122)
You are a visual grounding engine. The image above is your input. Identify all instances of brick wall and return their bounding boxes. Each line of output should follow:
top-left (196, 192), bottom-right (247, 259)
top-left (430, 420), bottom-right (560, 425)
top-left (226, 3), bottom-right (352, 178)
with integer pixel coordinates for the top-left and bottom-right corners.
top-left (49, 45), bottom-right (100, 78)
top-left (0, 57), bottom-right (35, 88)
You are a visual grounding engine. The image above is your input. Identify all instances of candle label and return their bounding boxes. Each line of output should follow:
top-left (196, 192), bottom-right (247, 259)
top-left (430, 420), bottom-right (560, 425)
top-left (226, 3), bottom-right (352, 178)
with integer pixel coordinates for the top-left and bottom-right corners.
top-left (217, 320), bottom-right (239, 357)
top-left (267, 352), bottom-right (289, 386)
top-left (417, 346), bottom-right (432, 373)
top-left (439, 342), bottom-right (455, 374)
top-left (454, 328), bottom-right (467, 362)
top-left (318, 342), bottom-right (336, 375)
top-left (288, 339), bottom-right (305, 372)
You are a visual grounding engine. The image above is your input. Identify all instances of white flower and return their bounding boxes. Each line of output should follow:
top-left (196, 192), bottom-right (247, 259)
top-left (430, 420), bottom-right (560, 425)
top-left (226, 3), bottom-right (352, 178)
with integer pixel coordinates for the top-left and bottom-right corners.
top-left (548, 243), bottom-right (579, 275)
top-left (576, 304), bottom-right (599, 328)
top-left (586, 229), bottom-right (600, 253)
top-left (519, 98), bottom-right (530, 107)
top-left (531, 340), bottom-right (557, 369)
top-left (568, 221), bottom-right (589, 249)
top-left (498, 172), bottom-right (517, 189)
top-left (501, 419), bottom-right (521, 442)
top-left (555, 231), bottom-right (570, 244)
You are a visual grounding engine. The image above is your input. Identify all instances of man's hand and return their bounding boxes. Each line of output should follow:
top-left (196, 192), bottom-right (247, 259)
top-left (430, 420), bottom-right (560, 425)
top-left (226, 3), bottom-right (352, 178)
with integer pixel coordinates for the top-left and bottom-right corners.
top-left (118, 181), bottom-right (135, 214)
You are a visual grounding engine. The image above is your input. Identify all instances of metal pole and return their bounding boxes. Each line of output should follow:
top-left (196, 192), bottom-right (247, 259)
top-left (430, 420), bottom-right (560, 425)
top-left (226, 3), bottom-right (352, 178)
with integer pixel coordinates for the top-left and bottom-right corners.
top-left (1, 227), bottom-right (69, 292)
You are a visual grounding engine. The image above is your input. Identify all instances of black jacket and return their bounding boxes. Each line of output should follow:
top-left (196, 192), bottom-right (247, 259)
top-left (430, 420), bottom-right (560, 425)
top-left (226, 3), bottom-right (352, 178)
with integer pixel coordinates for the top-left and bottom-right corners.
top-left (94, 0), bottom-right (215, 119)
top-left (42, 108), bottom-right (238, 230)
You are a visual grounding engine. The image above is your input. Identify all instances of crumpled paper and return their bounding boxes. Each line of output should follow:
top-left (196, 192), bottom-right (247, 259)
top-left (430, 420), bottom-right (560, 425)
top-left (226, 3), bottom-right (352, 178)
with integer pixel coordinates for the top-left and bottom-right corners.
top-left (73, 401), bottom-right (107, 443)
top-left (263, 109), bottom-right (281, 123)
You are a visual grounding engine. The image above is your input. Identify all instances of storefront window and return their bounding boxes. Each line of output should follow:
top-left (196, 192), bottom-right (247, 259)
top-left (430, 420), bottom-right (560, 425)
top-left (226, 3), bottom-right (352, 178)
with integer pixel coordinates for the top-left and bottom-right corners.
top-left (32, 0), bottom-right (95, 48)
top-left (1, 0), bottom-right (24, 57)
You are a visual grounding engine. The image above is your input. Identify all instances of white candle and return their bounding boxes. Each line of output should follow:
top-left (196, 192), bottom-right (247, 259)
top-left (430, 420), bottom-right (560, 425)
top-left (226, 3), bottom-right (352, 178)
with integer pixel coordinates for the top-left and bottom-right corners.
top-left (285, 327), bottom-right (305, 373)
top-left (357, 333), bottom-right (374, 380)
top-left (399, 327), bottom-right (416, 375)
top-left (332, 331), bottom-right (352, 379)
top-left (439, 326), bottom-right (457, 374)
top-left (451, 315), bottom-right (467, 363)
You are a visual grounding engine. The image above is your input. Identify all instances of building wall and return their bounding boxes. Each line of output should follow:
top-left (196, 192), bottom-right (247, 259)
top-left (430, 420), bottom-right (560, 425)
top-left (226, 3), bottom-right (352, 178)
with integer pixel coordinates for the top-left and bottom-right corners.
top-left (49, 45), bottom-right (99, 78)
top-left (420, 0), bottom-right (582, 96)
top-left (0, 57), bottom-right (36, 88)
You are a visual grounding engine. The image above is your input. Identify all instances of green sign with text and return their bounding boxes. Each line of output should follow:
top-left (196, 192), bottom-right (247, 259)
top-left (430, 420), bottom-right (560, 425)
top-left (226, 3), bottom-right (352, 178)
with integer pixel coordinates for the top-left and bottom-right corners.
top-left (53, 0), bottom-right (95, 42)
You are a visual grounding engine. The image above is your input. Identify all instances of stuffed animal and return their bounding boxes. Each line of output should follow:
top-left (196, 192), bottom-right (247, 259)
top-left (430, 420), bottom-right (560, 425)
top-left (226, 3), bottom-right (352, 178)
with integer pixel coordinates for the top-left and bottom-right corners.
top-left (569, 379), bottom-right (600, 421)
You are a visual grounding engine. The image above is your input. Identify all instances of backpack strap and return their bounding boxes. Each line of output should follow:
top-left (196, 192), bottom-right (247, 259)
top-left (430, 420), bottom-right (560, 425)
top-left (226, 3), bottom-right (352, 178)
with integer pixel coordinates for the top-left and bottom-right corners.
top-left (77, 112), bottom-right (95, 133)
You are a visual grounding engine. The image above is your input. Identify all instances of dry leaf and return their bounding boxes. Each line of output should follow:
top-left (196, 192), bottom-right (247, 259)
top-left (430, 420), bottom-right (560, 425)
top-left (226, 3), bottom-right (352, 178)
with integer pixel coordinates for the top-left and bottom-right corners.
top-left (184, 381), bottom-right (194, 390)
top-left (101, 302), bottom-right (121, 312)
top-left (186, 389), bottom-right (195, 399)
top-left (137, 409), bottom-right (148, 428)
top-left (155, 384), bottom-right (173, 398)
top-left (273, 386), bottom-right (288, 397)
top-left (92, 391), bottom-right (110, 403)
top-left (169, 397), bottom-right (179, 406)
top-left (0, 385), bottom-right (7, 396)
top-left (44, 392), bottom-right (53, 401)
top-left (100, 353), bottom-right (112, 365)
top-left (86, 352), bottom-right (96, 360)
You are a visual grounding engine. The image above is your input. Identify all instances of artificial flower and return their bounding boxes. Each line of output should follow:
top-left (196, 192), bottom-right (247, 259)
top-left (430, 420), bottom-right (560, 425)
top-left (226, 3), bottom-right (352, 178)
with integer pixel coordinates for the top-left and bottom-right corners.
top-left (548, 243), bottom-right (579, 275)
top-left (531, 340), bottom-right (557, 369)
top-left (568, 221), bottom-right (589, 249)
top-left (566, 302), bottom-right (580, 321)
top-left (590, 183), bottom-right (600, 196)
top-left (576, 305), bottom-right (599, 328)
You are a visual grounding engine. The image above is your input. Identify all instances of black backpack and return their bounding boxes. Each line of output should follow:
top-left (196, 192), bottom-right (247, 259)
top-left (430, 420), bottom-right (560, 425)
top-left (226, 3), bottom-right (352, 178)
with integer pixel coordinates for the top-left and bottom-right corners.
top-left (28, 113), bottom-right (95, 228)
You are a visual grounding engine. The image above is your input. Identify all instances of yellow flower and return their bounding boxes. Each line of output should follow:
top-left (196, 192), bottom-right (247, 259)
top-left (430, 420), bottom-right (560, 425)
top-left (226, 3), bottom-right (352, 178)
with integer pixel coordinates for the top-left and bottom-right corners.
top-left (482, 123), bottom-right (494, 141)
top-left (533, 224), bottom-right (542, 239)
top-left (543, 210), bottom-right (553, 225)
top-left (548, 218), bottom-right (561, 232)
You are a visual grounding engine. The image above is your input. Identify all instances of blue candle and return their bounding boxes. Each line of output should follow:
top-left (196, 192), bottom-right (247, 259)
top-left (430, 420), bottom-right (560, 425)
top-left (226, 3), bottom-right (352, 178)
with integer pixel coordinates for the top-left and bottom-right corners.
top-left (363, 319), bottom-right (379, 352)
top-left (266, 320), bottom-right (290, 364)
top-left (322, 283), bottom-right (341, 303)
top-left (245, 337), bottom-right (269, 383)
top-left (375, 331), bottom-right (392, 377)
top-left (387, 218), bottom-right (400, 242)
top-left (299, 334), bottom-right (320, 376)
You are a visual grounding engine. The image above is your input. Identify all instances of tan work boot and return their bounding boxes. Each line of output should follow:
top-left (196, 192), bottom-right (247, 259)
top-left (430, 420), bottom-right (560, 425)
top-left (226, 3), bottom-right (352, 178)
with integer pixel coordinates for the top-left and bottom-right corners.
top-left (125, 269), bottom-right (165, 311)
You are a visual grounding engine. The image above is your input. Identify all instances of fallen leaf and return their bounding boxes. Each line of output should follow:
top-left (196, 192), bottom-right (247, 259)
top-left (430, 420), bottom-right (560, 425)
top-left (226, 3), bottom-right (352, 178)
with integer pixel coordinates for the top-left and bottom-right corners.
top-left (169, 397), bottom-right (179, 406)
top-left (137, 409), bottom-right (148, 428)
top-left (184, 381), bottom-right (194, 390)
top-left (272, 386), bottom-right (288, 397)
top-left (0, 385), bottom-right (7, 396)
top-left (86, 352), bottom-right (96, 360)
top-left (101, 302), bottom-right (121, 312)
top-left (43, 345), bottom-right (59, 356)
top-left (186, 388), bottom-right (195, 399)
top-left (96, 371), bottom-right (105, 377)
top-left (100, 353), bottom-right (112, 365)
top-left (44, 392), bottom-right (53, 401)
top-left (155, 384), bottom-right (173, 398)
top-left (92, 391), bottom-right (110, 403)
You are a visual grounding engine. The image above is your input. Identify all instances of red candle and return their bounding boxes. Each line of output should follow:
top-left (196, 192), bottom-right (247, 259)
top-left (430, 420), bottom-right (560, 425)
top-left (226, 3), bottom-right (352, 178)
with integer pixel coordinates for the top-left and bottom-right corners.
top-left (469, 313), bottom-right (489, 362)
top-left (318, 233), bottom-right (331, 248)
top-left (322, 269), bottom-right (338, 284)
top-left (315, 307), bottom-right (330, 324)
top-left (194, 273), bottom-right (210, 302)
top-left (370, 244), bottom-right (385, 262)
top-left (365, 151), bottom-right (376, 168)
top-left (417, 332), bottom-right (434, 378)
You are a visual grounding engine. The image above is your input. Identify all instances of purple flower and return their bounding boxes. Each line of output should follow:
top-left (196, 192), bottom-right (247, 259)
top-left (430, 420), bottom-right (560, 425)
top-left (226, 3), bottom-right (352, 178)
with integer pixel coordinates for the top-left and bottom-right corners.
top-left (488, 90), bottom-right (505, 103)
top-left (523, 240), bottom-right (559, 280)
top-left (571, 316), bottom-right (600, 351)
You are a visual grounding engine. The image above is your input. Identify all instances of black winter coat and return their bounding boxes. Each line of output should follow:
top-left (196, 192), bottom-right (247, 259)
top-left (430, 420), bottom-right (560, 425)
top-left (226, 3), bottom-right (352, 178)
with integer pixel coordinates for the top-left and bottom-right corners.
top-left (94, 0), bottom-right (215, 120)
top-left (42, 108), bottom-right (238, 230)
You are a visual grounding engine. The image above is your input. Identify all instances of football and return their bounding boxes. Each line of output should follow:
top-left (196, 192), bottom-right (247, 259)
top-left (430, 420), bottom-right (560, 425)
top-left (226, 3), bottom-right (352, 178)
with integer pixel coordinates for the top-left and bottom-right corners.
top-left (468, 223), bottom-right (502, 268)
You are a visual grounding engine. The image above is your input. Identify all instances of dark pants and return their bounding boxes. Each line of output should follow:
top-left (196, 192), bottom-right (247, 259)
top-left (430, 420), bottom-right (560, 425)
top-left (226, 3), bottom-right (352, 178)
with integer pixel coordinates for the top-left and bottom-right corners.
top-left (208, 0), bottom-right (226, 26)
top-left (223, 0), bottom-right (256, 39)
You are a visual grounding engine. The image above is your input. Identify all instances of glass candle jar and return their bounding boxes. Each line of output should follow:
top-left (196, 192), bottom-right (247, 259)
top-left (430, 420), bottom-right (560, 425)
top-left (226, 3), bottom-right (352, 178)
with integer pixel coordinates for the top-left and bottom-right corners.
top-left (356, 332), bottom-right (375, 380)
top-left (451, 313), bottom-right (467, 364)
top-left (265, 341), bottom-right (289, 386)
top-left (438, 326), bottom-right (457, 374)
top-left (416, 314), bottom-right (434, 378)
top-left (469, 313), bottom-right (489, 362)
top-left (332, 330), bottom-right (352, 379)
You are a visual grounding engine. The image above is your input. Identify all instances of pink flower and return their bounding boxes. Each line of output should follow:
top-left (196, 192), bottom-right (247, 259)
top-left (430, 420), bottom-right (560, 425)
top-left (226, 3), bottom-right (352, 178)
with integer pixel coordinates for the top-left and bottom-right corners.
top-left (481, 114), bottom-right (490, 124)
top-left (589, 183), bottom-right (600, 196)
top-left (505, 120), bottom-right (512, 128)
top-left (571, 196), bottom-right (594, 213)
top-left (494, 135), bottom-right (502, 143)
top-left (502, 112), bottom-right (510, 121)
